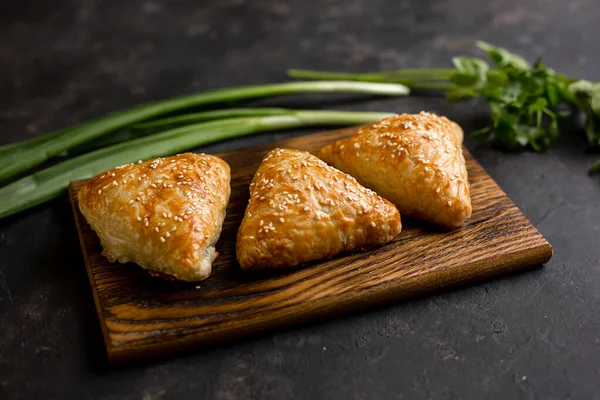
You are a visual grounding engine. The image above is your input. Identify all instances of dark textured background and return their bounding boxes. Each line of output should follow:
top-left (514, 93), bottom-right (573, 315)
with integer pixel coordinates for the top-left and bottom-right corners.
top-left (1, 0), bottom-right (600, 399)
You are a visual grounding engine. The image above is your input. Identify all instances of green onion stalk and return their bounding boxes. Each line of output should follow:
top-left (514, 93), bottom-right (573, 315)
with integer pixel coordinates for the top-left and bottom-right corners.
top-left (0, 81), bottom-right (409, 182)
top-left (67, 108), bottom-right (296, 155)
top-left (287, 69), bottom-right (456, 90)
top-left (0, 109), bottom-right (394, 219)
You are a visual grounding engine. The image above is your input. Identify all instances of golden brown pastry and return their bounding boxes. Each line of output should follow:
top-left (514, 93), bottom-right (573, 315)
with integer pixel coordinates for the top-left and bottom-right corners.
top-left (236, 148), bottom-right (402, 270)
top-left (319, 112), bottom-right (471, 229)
top-left (78, 153), bottom-right (230, 281)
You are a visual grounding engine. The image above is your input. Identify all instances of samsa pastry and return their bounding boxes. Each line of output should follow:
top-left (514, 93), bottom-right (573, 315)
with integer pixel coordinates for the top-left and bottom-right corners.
top-left (236, 148), bottom-right (402, 270)
top-left (78, 153), bottom-right (230, 281)
top-left (320, 112), bottom-right (471, 229)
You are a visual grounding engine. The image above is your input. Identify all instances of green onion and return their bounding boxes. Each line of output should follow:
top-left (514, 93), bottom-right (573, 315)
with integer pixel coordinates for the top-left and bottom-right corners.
top-left (287, 69), bottom-right (455, 90)
top-left (67, 108), bottom-right (295, 156)
top-left (0, 81), bottom-right (409, 182)
top-left (0, 109), bottom-right (394, 219)
top-left (133, 107), bottom-right (294, 130)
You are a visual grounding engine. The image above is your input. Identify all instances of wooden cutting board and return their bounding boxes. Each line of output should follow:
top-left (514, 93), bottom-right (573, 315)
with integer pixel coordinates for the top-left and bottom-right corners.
top-left (69, 126), bottom-right (552, 363)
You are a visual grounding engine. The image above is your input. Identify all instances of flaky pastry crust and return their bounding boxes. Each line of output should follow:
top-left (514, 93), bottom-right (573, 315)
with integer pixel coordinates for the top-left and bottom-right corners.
top-left (236, 148), bottom-right (402, 270)
top-left (78, 153), bottom-right (230, 281)
top-left (320, 112), bottom-right (471, 229)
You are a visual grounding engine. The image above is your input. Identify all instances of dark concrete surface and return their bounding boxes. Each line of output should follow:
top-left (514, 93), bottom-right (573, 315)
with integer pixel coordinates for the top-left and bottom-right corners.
top-left (1, 0), bottom-right (600, 399)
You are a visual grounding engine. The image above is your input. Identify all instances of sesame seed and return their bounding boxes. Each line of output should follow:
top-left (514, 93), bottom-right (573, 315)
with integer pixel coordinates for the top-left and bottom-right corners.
top-left (165, 232), bottom-right (171, 238)
top-left (194, 227), bottom-right (201, 232)
top-left (97, 189), bottom-right (102, 194)
top-left (160, 237), bottom-right (165, 242)
top-left (435, 188), bottom-right (441, 193)
top-left (154, 227), bottom-right (160, 232)
top-left (259, 220), bottom-right (264, 226)
top-left (447, 201), bottom-right (452, 206)
top-left (151, 183), bottom-right (157, 188)
top-left (303, 206), bottom-right (310, 211)
top-left (136, 216), bottom-right (142, 221)
top-left (111, 173), bottom-right (116, 177)
top-left (128, 199), bottom-right (135, 205)
top-left (162, 212), bottom-right (167, 218)
top-left (172, 227), bottom-right (177, 232)
top-left (279, 217), bottom-right (284, 223)
top-left (145, 221), bottom-right (149, 227)
top-left (371, 222), bottom-right (376, 227)
top-left (353, 143), bottom-right (360, 149)
top-left (340, 145), bottom-right (344, 150)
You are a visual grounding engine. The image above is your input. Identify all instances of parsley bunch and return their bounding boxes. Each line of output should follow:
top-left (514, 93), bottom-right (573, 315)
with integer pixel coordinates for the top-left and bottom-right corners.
top-left (289, 42), bottom-right (600, 173)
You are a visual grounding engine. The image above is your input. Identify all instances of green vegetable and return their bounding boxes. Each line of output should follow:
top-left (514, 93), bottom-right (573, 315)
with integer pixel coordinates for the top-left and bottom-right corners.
top-left (567, 80), bottom-right (600, 149)
top-left (0, 110), bottom-right (393, 219)
top-left (0, 81), bottom-right (409, 182)
top-left (287, 68), bottom-right (454, 90)
top-left (288, 41), bottom-right (600, 173)
top-left (133, 107), bottom-right (294, 130)
top-left (68, 108), bottom-right (293, 155)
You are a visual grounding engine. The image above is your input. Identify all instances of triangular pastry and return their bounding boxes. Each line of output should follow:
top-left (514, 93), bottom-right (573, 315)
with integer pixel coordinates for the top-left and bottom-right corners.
top-left (236, 148), bottom-right (402, 270)
top-left (78, 153), bottom-right (230, 281)
top-left (319, 112), bottom-right (471, 229)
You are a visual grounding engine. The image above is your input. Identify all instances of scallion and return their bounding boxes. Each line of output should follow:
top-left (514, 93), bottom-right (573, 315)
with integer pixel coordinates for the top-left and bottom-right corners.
top-left (0, 109), bottom-right (394, 219)
top-left (0, 81), bottom-right (409, 182)
top-left (133, 107), bottom-right (294, 130)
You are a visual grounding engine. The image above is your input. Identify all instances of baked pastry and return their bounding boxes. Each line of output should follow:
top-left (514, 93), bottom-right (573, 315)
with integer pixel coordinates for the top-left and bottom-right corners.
top-left (319, 112), bottom-right (471, 229)
top-left (78, 153), bottom-right (230, 281)
top-left (236, 148), bottom-right (402, 270)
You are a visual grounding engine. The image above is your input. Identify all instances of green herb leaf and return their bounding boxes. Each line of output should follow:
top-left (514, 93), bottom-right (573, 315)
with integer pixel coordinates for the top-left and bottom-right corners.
top-left (476, 41), bottom-right (530, 71)
top-left (568, 80), bottom-right (600, 147)
top-left (451, 57), bottom-right (489, 89)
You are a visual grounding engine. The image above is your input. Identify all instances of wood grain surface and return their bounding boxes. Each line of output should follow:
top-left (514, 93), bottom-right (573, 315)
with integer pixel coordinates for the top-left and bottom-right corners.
top-left (69, 127), bottom-right (553, 363)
